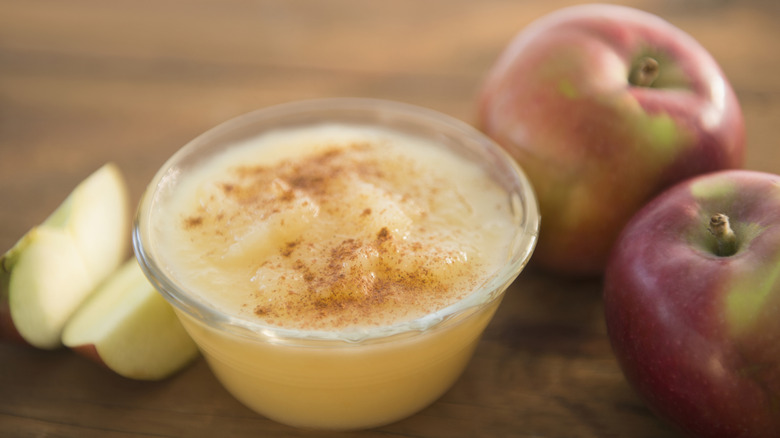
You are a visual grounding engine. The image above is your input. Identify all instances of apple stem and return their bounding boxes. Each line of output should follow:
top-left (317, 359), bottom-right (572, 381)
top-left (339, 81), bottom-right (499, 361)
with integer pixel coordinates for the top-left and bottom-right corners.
top-left (629, 56), bottom-right (660, 87)
top-left (708, 213), bottom-right (738, 257)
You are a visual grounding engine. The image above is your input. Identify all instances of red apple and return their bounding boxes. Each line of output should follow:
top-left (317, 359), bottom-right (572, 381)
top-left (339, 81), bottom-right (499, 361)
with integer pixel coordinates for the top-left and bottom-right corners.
top-left (604, 170), bottom-right (780, 438)
top-left (477, 4), bottom-right (745, 276)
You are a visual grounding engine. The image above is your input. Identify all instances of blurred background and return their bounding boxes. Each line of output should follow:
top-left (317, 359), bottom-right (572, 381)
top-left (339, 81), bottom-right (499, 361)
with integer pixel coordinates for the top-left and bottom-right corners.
top-left (2, 0), bottom-right (778, 246)
top-left (1, 1), bottom-right (778, 437)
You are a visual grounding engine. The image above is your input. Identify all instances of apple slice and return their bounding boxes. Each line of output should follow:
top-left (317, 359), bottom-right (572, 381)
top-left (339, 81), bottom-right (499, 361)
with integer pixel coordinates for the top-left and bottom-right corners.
top-left (0, 163), bottom-right (130, 349)
top-left (62, 259), bottom-right (199, 380)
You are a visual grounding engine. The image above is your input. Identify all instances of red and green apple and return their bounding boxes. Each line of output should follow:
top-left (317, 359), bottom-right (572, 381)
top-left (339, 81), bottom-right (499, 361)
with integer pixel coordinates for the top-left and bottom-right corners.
top-left (604, 170), bottom-right (780, 438)
top-left (477, 4), bottom-right (745, 276)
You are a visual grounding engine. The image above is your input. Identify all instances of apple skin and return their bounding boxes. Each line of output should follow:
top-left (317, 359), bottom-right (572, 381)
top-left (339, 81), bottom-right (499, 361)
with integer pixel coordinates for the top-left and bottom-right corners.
top-left (0, 300), bottom-right (25, 344)
top-left (477, 4), bottom-right (745, 276)
top-left (603, 170), bottom-right (780, 438)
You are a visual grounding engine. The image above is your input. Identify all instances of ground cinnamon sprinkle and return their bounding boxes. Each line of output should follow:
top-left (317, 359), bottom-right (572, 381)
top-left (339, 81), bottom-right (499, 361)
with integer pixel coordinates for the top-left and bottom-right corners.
top-left (171, 130), bottom-right (507, 331)
top-left (183, 216), bottom-right (203, 229)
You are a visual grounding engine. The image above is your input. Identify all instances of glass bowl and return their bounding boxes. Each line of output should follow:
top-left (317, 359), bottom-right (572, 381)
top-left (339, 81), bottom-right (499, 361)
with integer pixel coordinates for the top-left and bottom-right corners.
top-left (133, 98), bottom-right (539, 430)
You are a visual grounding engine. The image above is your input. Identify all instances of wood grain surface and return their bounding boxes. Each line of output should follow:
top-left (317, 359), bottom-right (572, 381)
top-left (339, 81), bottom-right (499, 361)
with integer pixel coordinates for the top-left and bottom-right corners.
top-left (2, 1), bottom-right (779, 437)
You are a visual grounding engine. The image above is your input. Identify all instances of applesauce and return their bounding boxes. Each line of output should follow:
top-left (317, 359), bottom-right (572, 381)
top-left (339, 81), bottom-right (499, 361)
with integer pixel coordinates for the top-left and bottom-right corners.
top-left (134, 98), bottom-right (539, 430)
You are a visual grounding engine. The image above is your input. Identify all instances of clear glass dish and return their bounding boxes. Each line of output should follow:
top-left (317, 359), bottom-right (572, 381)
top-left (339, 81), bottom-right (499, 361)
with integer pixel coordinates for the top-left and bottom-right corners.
top-left (133, 98), bottom-right (539, 430)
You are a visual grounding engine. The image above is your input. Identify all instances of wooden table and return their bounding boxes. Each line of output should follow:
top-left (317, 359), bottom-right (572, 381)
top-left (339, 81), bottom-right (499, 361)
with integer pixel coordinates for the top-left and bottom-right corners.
top-left (2, 1), bottom-right (778, 436)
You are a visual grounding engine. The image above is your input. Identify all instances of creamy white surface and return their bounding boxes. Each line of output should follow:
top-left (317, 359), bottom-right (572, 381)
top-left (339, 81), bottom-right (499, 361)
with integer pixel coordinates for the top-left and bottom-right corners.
top-left (152, 124), bottom-right (517, 330)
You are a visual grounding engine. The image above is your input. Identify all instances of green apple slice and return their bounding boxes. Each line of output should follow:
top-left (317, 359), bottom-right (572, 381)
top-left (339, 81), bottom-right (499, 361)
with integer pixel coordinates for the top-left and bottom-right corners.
top-left (0, 163), bottom-right (130, 349)
top-left (62, 259), bottom-right (199, 380)
top-left (2, 228), bottom-right (93, 347)
top-left (47, 164), bottom-right (130, 280)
